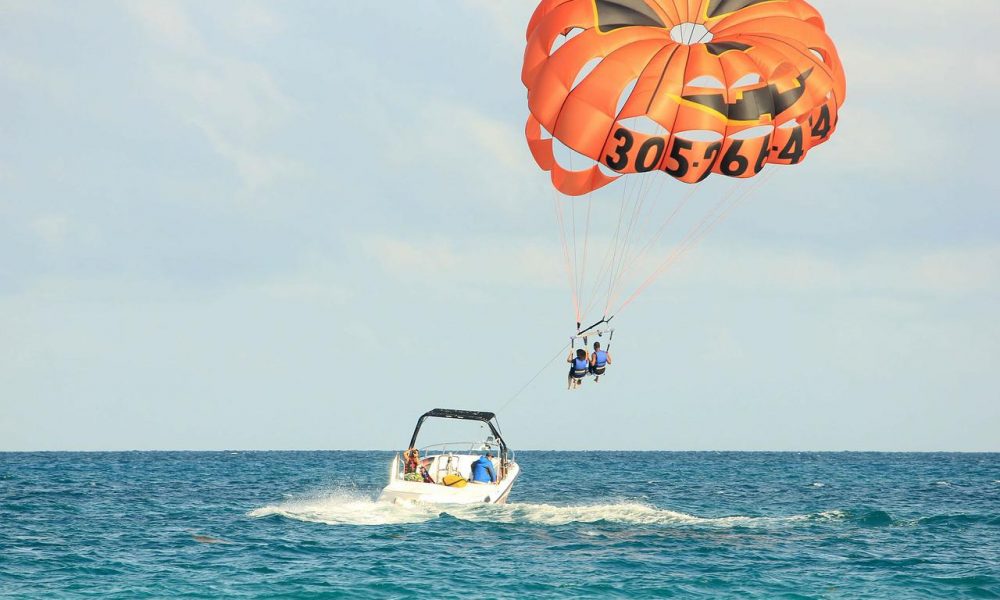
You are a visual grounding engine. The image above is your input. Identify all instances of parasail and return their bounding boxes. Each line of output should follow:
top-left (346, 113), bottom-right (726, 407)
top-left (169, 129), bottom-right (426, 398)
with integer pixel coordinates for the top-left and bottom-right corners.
top-left (522, 0), bottom-right (846, 196)
top-left (520, 0), bottom-right (846, 337)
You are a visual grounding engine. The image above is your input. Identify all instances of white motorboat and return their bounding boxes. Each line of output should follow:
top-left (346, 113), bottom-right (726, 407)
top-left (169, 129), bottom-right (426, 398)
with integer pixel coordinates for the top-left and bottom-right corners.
top-left (378, 409), bottom-right (520, 505)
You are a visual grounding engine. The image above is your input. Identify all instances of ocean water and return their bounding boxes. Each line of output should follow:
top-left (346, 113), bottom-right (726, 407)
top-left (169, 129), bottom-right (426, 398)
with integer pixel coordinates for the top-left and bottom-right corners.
top-left (1, 452), bottom-right (997, 599)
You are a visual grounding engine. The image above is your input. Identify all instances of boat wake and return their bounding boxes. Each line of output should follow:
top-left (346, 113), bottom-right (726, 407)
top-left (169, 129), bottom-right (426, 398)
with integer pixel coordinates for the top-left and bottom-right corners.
top-left (248, 491), bottom-right (443, 526)
top-left (494, 504), bottom-right (846, 527)
top-left (248, 492), bottom-right (846, 528)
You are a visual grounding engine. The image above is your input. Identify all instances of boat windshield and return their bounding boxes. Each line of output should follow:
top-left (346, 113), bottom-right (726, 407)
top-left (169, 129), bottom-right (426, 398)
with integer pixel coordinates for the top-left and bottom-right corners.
top-left (418, 440), bottom-right (502, 456)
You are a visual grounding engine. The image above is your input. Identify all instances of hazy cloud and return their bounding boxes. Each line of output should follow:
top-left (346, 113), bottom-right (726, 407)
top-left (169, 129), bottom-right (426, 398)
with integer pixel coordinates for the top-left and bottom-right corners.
top-left (0, 51), bottom-right (71, 99)
top-left (1, 1), bottom-right (996, 451)
top-left (124, 1), bottom-right (301, 190)
top-left (363, 231), bottom-right (1000, 302)
top-left (124, 1), bottom-right (205, 55)
top-left (676, 243), bottom-right (1000, 298)
top-left (363, 234), bottom-right (562, 289)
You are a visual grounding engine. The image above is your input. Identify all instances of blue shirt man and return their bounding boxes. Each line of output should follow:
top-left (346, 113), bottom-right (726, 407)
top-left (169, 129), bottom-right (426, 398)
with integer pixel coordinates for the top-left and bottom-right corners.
top-left (471, 453), bottom-right (497, 483)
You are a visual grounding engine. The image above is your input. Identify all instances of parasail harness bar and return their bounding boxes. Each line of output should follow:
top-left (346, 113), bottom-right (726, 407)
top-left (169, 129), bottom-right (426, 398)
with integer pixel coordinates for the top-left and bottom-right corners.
top-left (570, 315), bottom-right (615, 349)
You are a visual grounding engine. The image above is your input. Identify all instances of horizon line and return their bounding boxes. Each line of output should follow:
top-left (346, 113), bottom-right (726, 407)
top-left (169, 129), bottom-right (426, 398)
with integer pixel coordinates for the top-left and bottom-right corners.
top-left (2, 449), bottom-right (997, 454)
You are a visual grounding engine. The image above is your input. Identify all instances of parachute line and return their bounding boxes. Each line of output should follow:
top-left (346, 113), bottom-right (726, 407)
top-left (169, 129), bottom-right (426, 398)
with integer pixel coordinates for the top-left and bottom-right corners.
top-left (605, 171), bottom-right (651, 314)
top-left (606, 168), bottom-right (669, 314)
top-left (571, 188), bottom-right (578, 307)
top-left (553, 191), bottom-right (581, 323)
top-left (579, 192), bottom-right (594, 313)
top-left (606, 180), bottom-right (701, 311)
top-left (497, 341), bottom-right (571, 415)
top-left (615, 170), bottom-right (778, 314)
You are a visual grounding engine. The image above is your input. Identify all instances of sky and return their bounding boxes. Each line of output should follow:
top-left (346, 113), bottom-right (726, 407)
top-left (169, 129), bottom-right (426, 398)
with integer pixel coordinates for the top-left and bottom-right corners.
top-left (1, 0), bottom-right (997, 452)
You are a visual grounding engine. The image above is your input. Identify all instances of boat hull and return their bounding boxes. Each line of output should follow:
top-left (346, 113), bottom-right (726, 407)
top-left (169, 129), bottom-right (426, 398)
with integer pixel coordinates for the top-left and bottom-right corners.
top-left (378, 464), bottom-right (520, 505)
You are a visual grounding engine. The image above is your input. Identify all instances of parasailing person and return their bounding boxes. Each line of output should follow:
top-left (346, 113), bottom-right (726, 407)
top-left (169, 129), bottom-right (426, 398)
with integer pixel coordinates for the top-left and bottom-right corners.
top-left (567, 348), bottom-right (590, 390)
top-left (590, 341), bottom-right (612, 382)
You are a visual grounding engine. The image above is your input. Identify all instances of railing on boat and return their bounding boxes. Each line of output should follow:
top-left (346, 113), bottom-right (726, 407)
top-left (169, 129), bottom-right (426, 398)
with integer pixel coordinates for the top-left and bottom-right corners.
top-left (389, 440), bottom-right (514, 482)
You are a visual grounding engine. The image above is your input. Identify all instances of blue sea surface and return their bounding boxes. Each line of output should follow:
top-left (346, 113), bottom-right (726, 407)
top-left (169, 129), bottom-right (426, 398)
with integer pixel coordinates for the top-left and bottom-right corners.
top-left (1, 451), bottom-right (997, 598)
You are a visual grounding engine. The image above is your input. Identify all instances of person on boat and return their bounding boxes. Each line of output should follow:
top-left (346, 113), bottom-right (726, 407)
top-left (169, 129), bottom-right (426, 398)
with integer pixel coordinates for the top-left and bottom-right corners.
top-left (403, 448), bottom-right (420, 474)
top-left (567, 348), bottom-right (589, 389)
top-left (471, 452), bottom-right (497, 484)
top-left (403, 448), bottom-right (434, 483)
top-left (589, 341), bottom-right (612, 382)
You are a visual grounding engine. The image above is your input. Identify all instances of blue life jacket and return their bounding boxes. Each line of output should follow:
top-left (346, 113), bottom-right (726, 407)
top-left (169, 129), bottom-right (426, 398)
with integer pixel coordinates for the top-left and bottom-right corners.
top-left (471, 456), bottom-right (496, 483)
top-left (594, 350), bottom-right (608, 367)
top-left (572, 357), bottom-right (589, 378)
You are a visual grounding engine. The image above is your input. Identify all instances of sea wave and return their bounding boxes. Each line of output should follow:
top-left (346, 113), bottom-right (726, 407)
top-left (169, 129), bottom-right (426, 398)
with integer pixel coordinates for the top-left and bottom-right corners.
top-left (248, 494), bottom-right (848, 528)
top-left (851, 509), bottom-right (895, 527)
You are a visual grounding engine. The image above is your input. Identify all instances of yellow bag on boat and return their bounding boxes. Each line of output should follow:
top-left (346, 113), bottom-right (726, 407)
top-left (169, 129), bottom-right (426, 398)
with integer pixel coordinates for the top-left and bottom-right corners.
top-left (442, 473), bottom-right (467, 488)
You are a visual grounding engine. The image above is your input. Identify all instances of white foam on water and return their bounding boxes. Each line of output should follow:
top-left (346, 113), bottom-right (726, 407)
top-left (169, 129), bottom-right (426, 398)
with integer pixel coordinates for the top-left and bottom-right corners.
top-left (485, 503), bottom-right (848, 528)
top-left (249, 495), bottom-right (848, 528)
top-left (814, 509), bottom-right (847, 520)
top-left (248, 491), bottom-right (445, 526)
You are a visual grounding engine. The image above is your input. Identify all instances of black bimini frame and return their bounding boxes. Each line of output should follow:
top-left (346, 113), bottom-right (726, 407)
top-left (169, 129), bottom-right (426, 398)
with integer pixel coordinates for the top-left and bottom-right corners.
top-left (407, 408), bottom-right (510, 459)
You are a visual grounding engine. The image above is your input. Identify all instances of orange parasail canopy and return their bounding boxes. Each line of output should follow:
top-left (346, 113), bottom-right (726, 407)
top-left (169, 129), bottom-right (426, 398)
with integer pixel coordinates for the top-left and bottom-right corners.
top-left (522, 0), bottom-right (847, 195)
